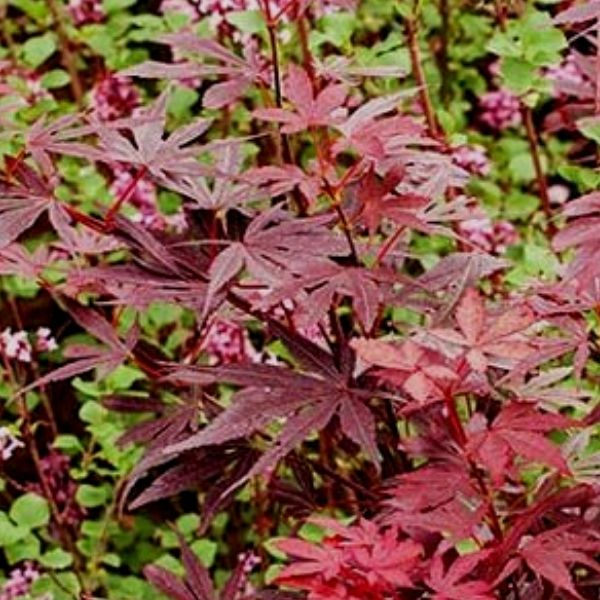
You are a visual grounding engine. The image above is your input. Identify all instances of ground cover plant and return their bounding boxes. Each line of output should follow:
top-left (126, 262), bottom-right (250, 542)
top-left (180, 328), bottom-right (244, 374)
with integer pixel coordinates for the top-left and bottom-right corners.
top-left (3, 0), bottom-right (600, 598)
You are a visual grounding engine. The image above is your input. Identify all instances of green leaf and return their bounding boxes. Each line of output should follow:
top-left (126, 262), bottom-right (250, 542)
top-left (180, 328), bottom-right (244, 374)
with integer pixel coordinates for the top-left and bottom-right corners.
top-left (577, 117), bottom-right (600, 145)
top-left (79, 401), bottom-right (108, 424)
top-left (40, 69), bottom-right (70, 89)
top-left (226, 10), bottom-right (265, 34)
top-left (103, 0), bottom-right (137, 13)
top-left (501, 58), bottom-right (536, 94)
top-left (21, 33), bottom-right (57, 68)
top-left (9, 493), bottom-right (50, 529)
top-left (105, 365), bottom-right (146, 391)
top-left (40, 548), bottom-right (73, 569)
top-left (76, 484), bottom-right (109, 508)
top-left (190, 539), bottom-right (217, 568)
top-left (5, 533), bottom-right (41, 564)
top-left (0, 514), bottom-right (29, 546)
top-left (53, 434), bottom-right (84, 454)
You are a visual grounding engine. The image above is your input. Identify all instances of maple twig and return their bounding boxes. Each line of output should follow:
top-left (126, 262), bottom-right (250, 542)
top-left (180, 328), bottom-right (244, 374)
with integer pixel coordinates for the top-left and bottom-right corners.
top-left (47, 0), bottom-right (84, 107)
top-left (405, 10), bottom-right (440, 138)
top-left (262, 0), bottom-right (308, 216)
top-left (105, 165), bottom-right (148, 227)
top-left (521, 106), bottom-right (553, 233)
top-left (297, 16), bottom-right (316, 84)
top-left (374, 224), bottom-right (406, 267)
top-left (439, 0), bottom-right (451, 105)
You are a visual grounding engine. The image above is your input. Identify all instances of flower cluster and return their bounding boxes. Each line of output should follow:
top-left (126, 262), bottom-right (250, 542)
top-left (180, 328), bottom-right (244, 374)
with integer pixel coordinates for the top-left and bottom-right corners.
top-left (546, 54), bottom-right (587, 97)
top-left (0, 328), bottom-right (57, 363)
top-left (0, 328), bottom-right (32, 362)
top-left (479, 89), bottom-right (522, 131)
top-left (0, 562), bottom-right (40, 600)
top-left (90, 75), bottom-right (140, 121)
top-left (452, 144), bottom-right (491, 177)
top-left (68, 0), bottom-right (104, 25)
top-left (458, 217), bottom-right (519, 254)
top-left (109, 164), bottom-right (187, 233)
top-left (0, 427), bottom-right (24, 461)
top-left (29, 451), bottom-right (85, 530)
top-left (201, 318), bottom-right (253, 364)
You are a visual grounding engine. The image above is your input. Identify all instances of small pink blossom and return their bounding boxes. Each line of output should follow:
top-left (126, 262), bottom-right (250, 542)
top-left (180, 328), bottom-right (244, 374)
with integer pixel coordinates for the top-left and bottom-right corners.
top-left (459, 217), bottom-right (518, 254)
top-left (0, 427), bottom-right (24, 461)
top-left (68, 0), bottom-right (104, 25)
top-left (201, 318), bottom-right (252, 364)
top-left (0, 562), bottom-right (40, 600)
top-left (452, 145), bottom-right (491, 177)
top-left (546, 55), bottom-right (587, 97)
top-left (0, 328), bottom-right (32, 363)
top-left (35, 328), bottom-right (58, 353)
top-left (479, 89), bottom-right (522, 131)
top-left (90, 75), bottom-right (140, 121)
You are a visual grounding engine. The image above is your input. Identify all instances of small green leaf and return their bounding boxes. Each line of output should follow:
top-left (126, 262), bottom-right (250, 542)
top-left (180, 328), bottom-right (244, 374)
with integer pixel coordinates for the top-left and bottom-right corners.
top-left (76, 484), bottom-right (109, 508)
top-left (225, 10), bottom-right (266, 34)
top-left (40, 548), bottom-right (73, 569)
top-left (0, 514), bottom-right (29, 546)
top-left (53, 434), bottom-right (84, 454)
top-left (79, 401), bottom-right (108, 424)
top-left (190, 539), bottom-right (217, 568)
top-left (10, 493), bottom-right (50, 529)
top-left (21, 33), bottom-right (57, 68)
top-left (5, 533), bottom-right (41, 564)
top-left (40, 69), bottom-right (70, 89)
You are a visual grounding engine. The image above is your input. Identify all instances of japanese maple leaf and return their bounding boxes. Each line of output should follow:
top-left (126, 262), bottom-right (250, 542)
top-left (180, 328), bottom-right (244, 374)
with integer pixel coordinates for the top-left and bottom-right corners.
top-left (351, 338), bottom-right (457, 404)
top-left (145, 535), bottom-right (262, 600)
top-left (202, 206), bottom-right (349, 310)
top-left (123, 35), bottom-right (269, 108)
top-left (164, 144), bottom-right (261, 212)
top-left (519, 527), bottom-right (600, 599)
top-left (51, 91), bottom-right (214, 195)
top-left (348, 165), bottom-right (406, 235)
top-left (244, 164), bottom-right (322, 207)
top-left (427, 551), bottom-right (495, 600)
top-left (384, 461), bottom-right (486, 540)
top-left (258, 262), bottom-right (392, 331)
top-left (333, 90), bottom-right (425, 160)
top-left (24, 114), bottom-right (97, 177)
top-left (23, 301), bottom-right (138, 393)
top-left (428, 288), bottom-right (535, 372)
top-left (0, 159), bottom-right (80, 250)
top-left (466, 402), bottom-right (574, 485)
top-left (253, 65), bottom-right (347, 133)
top-left (163, 320), bottom-right (383, 492)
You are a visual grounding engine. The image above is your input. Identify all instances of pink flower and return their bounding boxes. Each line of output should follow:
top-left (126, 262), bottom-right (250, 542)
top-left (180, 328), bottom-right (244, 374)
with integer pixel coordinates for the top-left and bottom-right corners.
top-left (479, 89), bottom-right (522, 131)
top-left (68, 0), bottom-right (104, 25)
top-left (0, 562), bottom-right (41, 600)
top-left (0, 328), bottom-right (32, 363)
top-left (459, 217), bottom-right (518, 254)
top-left (0, 427), bottom-right (24, 461)
top-left (546, 55), bottom-right (587, 97)
top-left (35, 328), bottom-right (58, 353)
top-left (29, 451), bottom-right (86, 530)
top-left (452, 145), bottom-right (491, 177)
top-left (201, 318), bottom-right (251, 364)
top-left (90, 75), bottom-right (140, 121)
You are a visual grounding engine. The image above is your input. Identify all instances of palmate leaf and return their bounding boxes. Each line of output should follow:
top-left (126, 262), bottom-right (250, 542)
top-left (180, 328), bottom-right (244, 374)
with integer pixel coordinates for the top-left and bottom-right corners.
top-left (0, 159), bottom-right (77, 250)
top-left (253, 65), bottom-right (348, 133)
top-left (519, 527), bottom-right (600, 599)
top-left (428, 288), bottom-right (536, 372)
top-left (23, 301), bottom-right (137, 393)
top-left (466, 402), bottom-right (575, 485)
top-left (123, 35), bottom-right (268, 109)
top-left (163, 322), bottom-right (383, 494)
